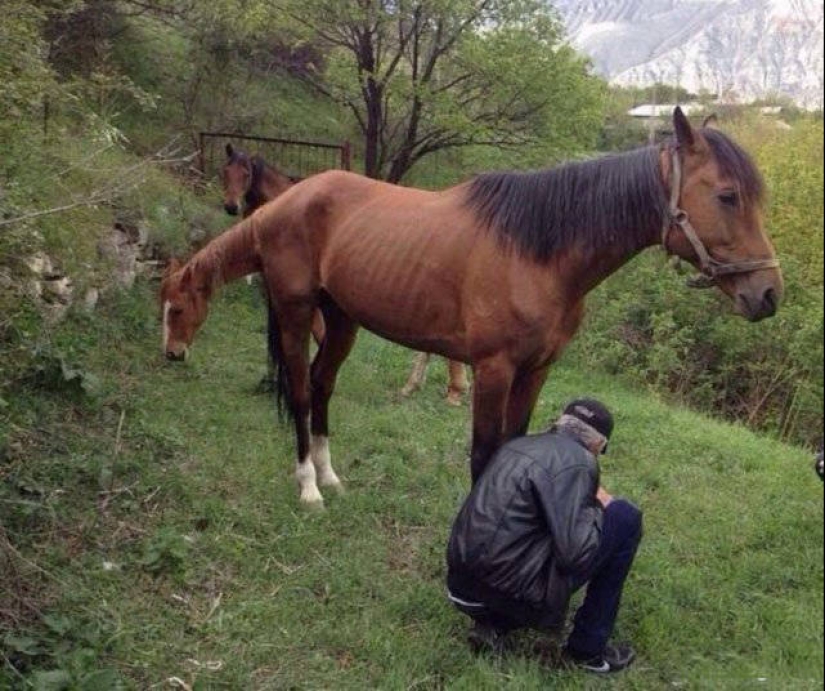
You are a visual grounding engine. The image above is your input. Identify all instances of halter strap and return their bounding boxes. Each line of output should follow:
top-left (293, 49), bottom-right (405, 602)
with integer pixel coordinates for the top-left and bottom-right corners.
top-left (662, 146), bottom-right (779, 288)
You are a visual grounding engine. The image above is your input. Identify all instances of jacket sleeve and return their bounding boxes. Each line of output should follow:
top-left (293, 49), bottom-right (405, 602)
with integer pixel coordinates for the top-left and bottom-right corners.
top-left (532, 464), bottom-right (602, 577)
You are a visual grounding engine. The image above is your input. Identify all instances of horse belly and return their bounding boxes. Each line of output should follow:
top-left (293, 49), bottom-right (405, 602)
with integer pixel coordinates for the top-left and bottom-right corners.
top-left (320, 222), bottom-right (468, 359)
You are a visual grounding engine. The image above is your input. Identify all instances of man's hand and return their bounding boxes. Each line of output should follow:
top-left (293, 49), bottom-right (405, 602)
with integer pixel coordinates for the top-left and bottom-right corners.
top-left (596, 486), bottom-right (613, 508)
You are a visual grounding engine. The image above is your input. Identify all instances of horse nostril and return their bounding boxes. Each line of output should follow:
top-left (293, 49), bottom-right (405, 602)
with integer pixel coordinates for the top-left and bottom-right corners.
top-left (762, 287), bottom-right (778, 315)
top-left (224, 203), bottom-right (239, 216)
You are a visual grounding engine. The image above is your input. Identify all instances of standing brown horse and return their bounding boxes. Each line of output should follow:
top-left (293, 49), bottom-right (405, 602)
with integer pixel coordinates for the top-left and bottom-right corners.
top-left (220, 143), bottom-right (469, 404)
top-left (221, 143), bottom-right (300, 218)
top-left (163, 109), bottom-right (781, 507)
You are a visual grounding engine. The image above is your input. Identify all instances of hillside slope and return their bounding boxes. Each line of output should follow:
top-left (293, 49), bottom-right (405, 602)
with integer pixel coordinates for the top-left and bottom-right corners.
top-left (2, 282), bottom-right (821, 688)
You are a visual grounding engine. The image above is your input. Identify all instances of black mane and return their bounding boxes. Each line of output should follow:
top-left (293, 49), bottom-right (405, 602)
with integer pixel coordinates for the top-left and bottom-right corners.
top-left (463, 129), bottom-right (763, 264)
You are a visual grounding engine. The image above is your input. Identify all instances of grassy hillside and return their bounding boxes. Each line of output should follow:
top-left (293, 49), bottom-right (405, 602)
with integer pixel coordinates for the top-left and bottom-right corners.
top-left (2, 280), bottom-right (822, 689)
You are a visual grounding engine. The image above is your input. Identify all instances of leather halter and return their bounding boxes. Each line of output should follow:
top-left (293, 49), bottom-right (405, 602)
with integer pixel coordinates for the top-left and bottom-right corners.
top-left (662, 145), bottom-right (779, 288)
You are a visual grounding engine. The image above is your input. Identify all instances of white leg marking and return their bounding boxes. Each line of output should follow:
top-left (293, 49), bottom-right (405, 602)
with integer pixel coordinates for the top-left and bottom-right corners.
top-left (296, 455), bottom-right (323, 506)
top-left (311, 435), bottom-right (343, 492)
top-left (162, 300), bottom-right (171, 354)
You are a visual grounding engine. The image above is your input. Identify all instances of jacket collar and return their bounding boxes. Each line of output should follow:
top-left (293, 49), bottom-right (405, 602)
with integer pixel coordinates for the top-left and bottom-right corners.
top-left (551, 426), bottom-right (596, 457)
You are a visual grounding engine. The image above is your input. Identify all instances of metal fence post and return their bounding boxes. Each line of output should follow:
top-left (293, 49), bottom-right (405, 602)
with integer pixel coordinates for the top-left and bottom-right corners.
top-left (198, 132), bottom-right (206, 178)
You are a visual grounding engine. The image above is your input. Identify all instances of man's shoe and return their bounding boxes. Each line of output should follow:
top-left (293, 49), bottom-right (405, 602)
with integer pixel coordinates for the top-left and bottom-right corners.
top-left (467, 622), bottom-right (508, 655)
top-left (563, 642), bottom-right (636, 673)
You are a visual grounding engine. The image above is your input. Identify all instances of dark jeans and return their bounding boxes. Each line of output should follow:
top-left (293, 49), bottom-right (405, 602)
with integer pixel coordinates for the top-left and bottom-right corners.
top-left (450, 499), bottom-right (643, 656)
top-left (566, 499), bottom-right (643, 656)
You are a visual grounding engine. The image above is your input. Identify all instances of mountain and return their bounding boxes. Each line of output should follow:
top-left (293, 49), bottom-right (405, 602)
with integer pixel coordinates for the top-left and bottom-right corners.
top-left (552, 0), bottom-right (824, 109)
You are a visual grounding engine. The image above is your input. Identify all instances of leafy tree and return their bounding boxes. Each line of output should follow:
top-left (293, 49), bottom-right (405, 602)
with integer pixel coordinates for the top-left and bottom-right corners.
top-left (269, 0), bottom-right (605, 181)
top-left (0, 2), bottom-right (56, 131)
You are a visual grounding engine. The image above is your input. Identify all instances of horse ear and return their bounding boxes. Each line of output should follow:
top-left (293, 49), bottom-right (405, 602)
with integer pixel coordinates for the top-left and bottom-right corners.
top-left (702, 113), bottom-right (719, 129)
top-left (178, 265), bottom-right (193, 290)
top-left (226, 143), bottom-right (234, 158)
top-left (673, 106), bottom-right (697, 149)
top-left (163, 257), bottom-right (181, 280)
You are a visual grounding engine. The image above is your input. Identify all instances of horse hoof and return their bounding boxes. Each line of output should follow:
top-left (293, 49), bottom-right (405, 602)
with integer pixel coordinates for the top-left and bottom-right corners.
top-left (300, 496), bottom-right (325, 511)
top-left (446, 392), bottom-right (464, 406)
top-left (299, 485), bottom-right (324, 509)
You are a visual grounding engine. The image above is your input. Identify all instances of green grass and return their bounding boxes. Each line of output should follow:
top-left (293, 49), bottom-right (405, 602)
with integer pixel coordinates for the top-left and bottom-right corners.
top-left (1, 281), bottom-right (822, 689)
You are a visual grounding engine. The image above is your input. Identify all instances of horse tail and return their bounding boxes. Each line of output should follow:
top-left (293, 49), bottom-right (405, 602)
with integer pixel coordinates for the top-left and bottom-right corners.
top-left (265, 291), bottom-right (296, 425)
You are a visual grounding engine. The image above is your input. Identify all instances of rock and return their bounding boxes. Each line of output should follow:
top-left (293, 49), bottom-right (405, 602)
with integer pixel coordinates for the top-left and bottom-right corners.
top-left (42, 276), bottom-right (74, 304)
top-left (98, 228), bottom-right (138, 289)
top-left (83, 287), bottom-right (100, 312)
top-left (24, 252), bottom-right (54, 277)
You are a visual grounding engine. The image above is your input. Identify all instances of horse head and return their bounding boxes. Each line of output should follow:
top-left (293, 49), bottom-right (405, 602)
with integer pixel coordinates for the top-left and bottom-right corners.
top-left (160, 257), bottom-right (213, 361)
top-left (222, 143), bottom-right (252, 216)
top-left (664, 107), bottom-right (783, 322)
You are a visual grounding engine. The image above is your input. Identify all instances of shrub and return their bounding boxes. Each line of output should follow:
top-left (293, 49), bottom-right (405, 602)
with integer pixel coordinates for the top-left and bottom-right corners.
top-left (570, 252), bottom-right (823, 446)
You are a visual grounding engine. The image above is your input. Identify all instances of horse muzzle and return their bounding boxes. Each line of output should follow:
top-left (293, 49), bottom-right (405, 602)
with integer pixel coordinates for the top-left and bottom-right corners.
top-left (224, 203), bottom-right (239, 216)
top-left (736, 285), bottom-right (780, 322)
top-left (165, 348), bottom-right (187, 362)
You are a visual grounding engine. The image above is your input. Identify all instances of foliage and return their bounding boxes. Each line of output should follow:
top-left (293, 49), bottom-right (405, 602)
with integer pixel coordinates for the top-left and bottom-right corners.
top-left (0, 3), bottom-right (55, 130)
top-left (569, 252), bottom-right (823, 446)
top-left (140, 526), bottom-right (189, 576)
top-left (735, 117), bottom-right (824, 285)
top-left (269, 0), bottom-right (606, 180)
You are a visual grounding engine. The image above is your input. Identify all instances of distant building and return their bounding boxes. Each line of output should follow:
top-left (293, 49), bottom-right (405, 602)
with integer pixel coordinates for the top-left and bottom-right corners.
top-left (627, 103), bottom-right (705, 118)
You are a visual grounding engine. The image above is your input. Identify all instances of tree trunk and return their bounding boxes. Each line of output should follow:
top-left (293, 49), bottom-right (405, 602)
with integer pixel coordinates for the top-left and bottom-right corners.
top-left (363, 76), bottom-right (383, 179)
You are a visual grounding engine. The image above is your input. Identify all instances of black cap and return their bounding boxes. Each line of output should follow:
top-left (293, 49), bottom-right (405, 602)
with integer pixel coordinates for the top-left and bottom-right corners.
top-left (563, 398), bottom-right (614, 442)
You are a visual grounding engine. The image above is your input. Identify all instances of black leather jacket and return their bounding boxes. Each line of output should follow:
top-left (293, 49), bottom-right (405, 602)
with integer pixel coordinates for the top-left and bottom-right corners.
top-left (447, 430), bottom-right (603, 628)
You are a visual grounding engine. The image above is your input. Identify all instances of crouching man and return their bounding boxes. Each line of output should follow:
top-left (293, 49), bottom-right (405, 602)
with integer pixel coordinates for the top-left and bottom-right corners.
top-left (446, 399), bottom-right (642, 674)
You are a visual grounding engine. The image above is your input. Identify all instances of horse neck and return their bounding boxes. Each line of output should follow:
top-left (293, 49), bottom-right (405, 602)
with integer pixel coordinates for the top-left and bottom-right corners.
top-left (259, 164), bottom-right (293, 199)
top-left (244, 160), bottom-right (293, 214)
top-left (191, 220), bottom-right (261, 288)
top-left (558, 238), bottom-right (658, 301)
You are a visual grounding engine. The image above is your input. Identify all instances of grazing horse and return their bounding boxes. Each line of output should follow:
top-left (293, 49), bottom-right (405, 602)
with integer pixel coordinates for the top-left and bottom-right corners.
top-left (162, 109), bottom-right (781, 507)
top-left (220, 143), bottom-right (469, 404)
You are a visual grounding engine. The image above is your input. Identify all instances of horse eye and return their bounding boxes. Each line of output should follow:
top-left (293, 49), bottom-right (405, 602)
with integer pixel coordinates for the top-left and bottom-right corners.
top-left (718, 191), bottom-right (738, 207)
top-left (169, 306), bottom-right (183, 316)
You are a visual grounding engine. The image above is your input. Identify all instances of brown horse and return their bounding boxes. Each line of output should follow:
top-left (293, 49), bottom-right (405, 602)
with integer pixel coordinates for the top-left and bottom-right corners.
top-left (221, 143), bottom-right (300, 218)
top-left (162, 109), bottom-right (781, 507)
top-left (221, 143), bottom-right (469, 404)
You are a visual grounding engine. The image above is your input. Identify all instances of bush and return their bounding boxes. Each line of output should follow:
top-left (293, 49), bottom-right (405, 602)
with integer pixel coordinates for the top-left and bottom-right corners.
top-left (569, 252), bottom-right (823, 447)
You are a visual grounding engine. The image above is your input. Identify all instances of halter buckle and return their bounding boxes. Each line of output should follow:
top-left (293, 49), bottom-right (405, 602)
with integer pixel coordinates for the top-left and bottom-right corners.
top-left (670, 209), bottom-right (689, 226)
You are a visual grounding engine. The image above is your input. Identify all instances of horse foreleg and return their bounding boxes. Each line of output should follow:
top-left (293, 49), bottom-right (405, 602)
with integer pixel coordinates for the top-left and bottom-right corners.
top-left (445, 359), bottom-right (469, 406)
top-left (400, 351), bottom-right (430, 397)
top-left (469, 356), bottom-right (515, 483)
top-left (504, 366), bottom-right (550, 439)
top-left (310, 296), bottom-right (358, 493)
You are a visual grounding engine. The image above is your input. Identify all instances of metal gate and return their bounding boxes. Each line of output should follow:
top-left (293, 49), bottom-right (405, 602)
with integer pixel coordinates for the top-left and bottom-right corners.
top-left (198, 132), bottom-right (351, 180)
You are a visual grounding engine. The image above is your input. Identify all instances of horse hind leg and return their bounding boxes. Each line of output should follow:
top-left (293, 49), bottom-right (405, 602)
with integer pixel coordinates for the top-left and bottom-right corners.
top-left (310, 293), bottom-right (358, 494)
top-left (445, 359), bottom-right (469, 406)
top-left (400, 351), bottom-right (430, 397)
top-left (268, 295), bottom-right (323, 507)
